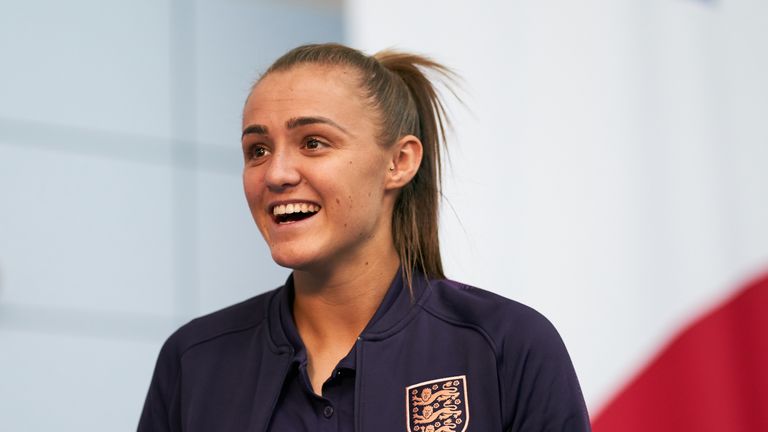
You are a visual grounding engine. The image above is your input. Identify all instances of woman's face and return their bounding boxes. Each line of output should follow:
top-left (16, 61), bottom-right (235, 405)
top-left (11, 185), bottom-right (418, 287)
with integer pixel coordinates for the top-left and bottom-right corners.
top-left (242, 64), bottom-right (394, 272)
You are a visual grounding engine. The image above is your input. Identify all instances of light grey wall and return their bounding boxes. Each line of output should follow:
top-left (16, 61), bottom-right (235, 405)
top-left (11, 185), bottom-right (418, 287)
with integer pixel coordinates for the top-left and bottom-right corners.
top-left (0, 1), bottom-right (343, 430)
top-left (347, 0), bottom-right (768, 411)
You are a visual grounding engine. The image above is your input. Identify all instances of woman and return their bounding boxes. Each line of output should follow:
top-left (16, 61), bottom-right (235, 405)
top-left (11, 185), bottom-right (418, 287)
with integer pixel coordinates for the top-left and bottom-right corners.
top-left (139, 43), bottom-right (590, 432)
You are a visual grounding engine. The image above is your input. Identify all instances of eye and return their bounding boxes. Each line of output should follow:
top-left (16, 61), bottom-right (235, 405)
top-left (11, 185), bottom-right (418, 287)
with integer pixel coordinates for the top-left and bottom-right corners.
top-left (245, 144), bottom-right (270, 160)
top-left (303, 137), bottom-right (328, 151)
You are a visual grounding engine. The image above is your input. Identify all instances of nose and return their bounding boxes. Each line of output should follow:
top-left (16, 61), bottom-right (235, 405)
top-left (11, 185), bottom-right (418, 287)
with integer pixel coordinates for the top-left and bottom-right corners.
top-left (264, 148), bottom-right (301, 192)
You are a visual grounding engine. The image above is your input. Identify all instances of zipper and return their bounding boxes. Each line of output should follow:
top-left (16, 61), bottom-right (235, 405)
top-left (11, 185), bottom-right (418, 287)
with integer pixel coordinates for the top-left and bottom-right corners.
top-left (354, 336), bottom-right (364, 432)
top-left (260, 350), bottom-right (294, 432)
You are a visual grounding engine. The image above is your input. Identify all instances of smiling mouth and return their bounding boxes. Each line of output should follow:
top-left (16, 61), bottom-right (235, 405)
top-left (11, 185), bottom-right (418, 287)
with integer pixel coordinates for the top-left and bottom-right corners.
top-left (272, 203), bottom-right (321, 224)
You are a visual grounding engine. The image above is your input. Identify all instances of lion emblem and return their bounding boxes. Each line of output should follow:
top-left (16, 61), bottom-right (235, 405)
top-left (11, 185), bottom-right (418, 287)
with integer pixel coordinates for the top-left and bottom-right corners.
top-left (406, 375), bottom-right (469, 432)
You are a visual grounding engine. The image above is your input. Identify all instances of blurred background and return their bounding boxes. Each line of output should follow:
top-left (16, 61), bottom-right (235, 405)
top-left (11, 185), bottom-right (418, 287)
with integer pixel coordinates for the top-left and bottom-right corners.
top-left (1, 0), bottom-right (766, 430)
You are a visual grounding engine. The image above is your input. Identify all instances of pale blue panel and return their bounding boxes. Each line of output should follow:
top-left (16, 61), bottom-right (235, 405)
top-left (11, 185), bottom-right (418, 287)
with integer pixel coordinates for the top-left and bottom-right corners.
top-left (196, 170), bottom-right (289, 314)
top-left (0, 0), bottom-right (173, 138)
top-left (194, 1), bottom-right (345, 147)
top-left (0, 1), bottom-right (344, 429)
top-left (0, 144), bottom-right (176, 316)
top-left (0, 329), bottom-right (161, 431)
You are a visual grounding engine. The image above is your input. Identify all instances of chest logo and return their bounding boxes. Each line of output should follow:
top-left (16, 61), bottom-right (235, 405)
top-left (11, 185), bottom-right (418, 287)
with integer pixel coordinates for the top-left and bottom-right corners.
top-left (406, 375), bottom-right (469, 432)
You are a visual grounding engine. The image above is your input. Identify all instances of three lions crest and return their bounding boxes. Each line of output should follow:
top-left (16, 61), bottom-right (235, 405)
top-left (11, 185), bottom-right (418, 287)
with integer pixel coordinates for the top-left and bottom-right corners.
top-left (406, 375), bottom-right (469, 432)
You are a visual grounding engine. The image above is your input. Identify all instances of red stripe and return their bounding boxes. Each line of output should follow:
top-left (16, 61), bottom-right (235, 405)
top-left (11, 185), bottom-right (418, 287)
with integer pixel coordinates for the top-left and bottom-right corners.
top-left (592, 271), bottom-right (768, 432)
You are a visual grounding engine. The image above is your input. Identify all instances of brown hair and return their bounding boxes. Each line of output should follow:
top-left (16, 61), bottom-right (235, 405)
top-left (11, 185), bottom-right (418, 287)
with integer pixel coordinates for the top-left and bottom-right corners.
top-left (261, 43), bottom-right (455, 288)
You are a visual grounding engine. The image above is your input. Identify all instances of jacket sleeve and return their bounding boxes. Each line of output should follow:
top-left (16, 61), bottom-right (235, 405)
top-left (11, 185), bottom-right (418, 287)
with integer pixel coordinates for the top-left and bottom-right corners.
top-left (501, 308), bottom-right (591, 432)
top-left (138, 335), bottom-right (182, 432)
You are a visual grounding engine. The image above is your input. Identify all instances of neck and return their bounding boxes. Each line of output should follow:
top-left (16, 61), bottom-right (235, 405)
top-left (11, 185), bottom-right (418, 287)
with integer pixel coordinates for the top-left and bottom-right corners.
top-left (292, 247), bottom-right (400, 345)
top-left (290, 243), bottom-right (400, 396)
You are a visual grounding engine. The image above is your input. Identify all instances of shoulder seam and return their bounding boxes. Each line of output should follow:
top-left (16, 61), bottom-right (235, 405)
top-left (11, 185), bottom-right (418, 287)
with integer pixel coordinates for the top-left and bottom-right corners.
top-left (419, 302), bottom-right (501, 363)
top-left (178, 316), bottom-right (268, 361)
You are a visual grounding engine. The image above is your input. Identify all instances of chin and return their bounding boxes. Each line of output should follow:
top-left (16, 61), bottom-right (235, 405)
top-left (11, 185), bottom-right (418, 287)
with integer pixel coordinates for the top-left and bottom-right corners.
top-left (268, 245), bottom-right (324, 272)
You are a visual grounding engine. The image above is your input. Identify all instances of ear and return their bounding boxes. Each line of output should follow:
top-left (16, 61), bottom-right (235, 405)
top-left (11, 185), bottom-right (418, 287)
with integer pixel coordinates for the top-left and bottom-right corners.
top-left (385, 134), bottom-right (423, 190)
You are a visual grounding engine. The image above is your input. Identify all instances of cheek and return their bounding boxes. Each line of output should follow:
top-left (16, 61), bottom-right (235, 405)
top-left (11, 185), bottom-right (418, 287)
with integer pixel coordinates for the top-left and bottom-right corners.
top-left (332, 180), bottom-right (385, 234)
top-left (242, 172), bottom-right (266, 215)
top-left (242, 171), bottom-right (262, 199)
top-left (322, 186), bottom-right (356, 234)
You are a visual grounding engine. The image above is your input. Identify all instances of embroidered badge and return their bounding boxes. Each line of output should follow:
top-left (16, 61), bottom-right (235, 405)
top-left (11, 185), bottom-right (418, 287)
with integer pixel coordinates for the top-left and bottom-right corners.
top-left (406, 375), bottom-right (469, 432)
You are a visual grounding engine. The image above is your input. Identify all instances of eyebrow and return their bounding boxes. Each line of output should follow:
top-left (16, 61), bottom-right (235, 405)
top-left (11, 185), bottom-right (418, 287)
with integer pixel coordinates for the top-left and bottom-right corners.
top-left (241, 116), bottom-right (351, 139)
top-left (285, 116), bottom-right (351, 136)
top-left (241, 124), bottom-right (268, 138)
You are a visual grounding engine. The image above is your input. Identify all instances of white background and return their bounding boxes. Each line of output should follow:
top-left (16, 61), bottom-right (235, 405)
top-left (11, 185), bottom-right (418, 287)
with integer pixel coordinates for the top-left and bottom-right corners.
top-left (347, 0), bottom-right (768, 412)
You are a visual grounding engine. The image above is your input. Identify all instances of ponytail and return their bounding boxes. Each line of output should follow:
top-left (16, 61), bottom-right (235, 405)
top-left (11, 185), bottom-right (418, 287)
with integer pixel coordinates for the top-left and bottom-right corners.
top-left (261, 43), bottom-right (457, 289)
top-left (373, 51), bottom-right (453, 288)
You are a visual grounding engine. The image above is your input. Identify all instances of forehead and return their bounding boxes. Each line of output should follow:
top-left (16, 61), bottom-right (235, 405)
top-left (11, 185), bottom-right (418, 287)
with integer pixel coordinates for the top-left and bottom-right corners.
top-left (243, 64), bottom-right (371, 127)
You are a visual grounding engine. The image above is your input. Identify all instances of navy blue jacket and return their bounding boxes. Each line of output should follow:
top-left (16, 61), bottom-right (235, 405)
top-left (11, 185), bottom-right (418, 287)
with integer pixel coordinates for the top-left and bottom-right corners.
top-left (139, 273), bottom-right (590, 431)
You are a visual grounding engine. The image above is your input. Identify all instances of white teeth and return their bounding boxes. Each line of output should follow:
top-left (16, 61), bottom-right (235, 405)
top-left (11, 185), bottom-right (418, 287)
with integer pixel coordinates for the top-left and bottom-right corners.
top-left (272, 203), bottom-right (320, 216)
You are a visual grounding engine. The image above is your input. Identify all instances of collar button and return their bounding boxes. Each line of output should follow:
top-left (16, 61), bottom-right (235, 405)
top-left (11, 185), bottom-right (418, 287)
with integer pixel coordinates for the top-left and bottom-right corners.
top-left (323, 405), bottom-right (334, 418)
